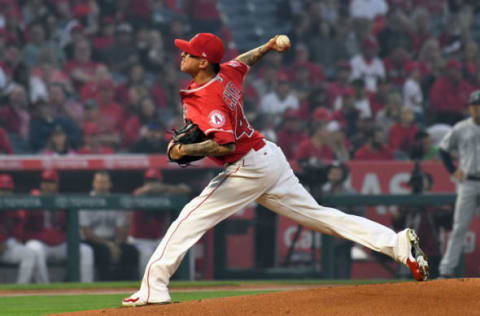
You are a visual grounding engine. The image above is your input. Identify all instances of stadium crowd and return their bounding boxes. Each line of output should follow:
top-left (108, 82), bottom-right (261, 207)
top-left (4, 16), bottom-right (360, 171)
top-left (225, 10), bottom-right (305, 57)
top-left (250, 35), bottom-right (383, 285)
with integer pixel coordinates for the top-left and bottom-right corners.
top-left (0, 0), bottom-right (477, 167)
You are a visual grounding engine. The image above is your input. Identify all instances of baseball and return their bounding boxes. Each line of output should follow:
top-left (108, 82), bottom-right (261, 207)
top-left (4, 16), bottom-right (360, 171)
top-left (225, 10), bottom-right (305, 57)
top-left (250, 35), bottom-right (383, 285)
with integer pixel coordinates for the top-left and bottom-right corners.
top-left (276, 35), bottom-right (290, 49)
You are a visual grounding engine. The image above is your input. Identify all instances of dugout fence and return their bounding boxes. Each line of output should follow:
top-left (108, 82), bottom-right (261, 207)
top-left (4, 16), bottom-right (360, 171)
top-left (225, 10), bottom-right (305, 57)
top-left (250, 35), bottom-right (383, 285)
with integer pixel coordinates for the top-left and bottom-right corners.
top-left (0, 193), bottom-right (456, 281)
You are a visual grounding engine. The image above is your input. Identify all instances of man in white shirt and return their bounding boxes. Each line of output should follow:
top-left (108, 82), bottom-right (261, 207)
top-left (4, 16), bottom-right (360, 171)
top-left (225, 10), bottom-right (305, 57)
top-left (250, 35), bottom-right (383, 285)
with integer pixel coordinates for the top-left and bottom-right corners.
top-left (260, 73), bottom-right (299, 126)
top-left (403, 61), bottom-right (423, 115)
top-left (350, 37), bottom-right (385, 92)
top-left (350, 0), bottom-right (389, 21)
top-left (80, 171), bottom-right (138, 280)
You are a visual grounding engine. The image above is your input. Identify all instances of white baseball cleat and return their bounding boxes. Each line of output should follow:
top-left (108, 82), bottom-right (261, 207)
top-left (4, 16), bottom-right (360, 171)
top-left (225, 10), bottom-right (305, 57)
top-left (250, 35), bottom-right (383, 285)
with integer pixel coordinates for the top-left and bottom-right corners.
top-left (122, 291), bottom-right (171, 307)
top-left (405, 229), bottom-right (429, 281)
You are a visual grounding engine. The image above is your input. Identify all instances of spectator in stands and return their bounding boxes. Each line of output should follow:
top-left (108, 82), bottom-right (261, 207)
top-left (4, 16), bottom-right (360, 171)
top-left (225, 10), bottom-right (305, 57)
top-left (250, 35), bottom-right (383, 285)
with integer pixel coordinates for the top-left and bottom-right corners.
top-left (95, 80), bottom-right (125, 147)
top-left (0, 174), bottom-right (39, 284)
top-left (0, 85), bottom-right (30, 140)
top-left (77, 122), bottom-right (114, 155)
top-left (376, 10), bottom-right (412, 58)
top-left (383, 46), bottom-right (410, 87)
top-left (130, 122), bottom-right (168, 154)
top-left (24, 170), bottom-right (94, 283)
top-left (403, 61), bottom-right (424, 116)
top-left (350, 37), bottom-right (386, 92)
top-left (388, 107), bottom-right (419, 158)
top-left (407, 8), bottom-right (433, 55)
top-left (354, 127), bottom-right (394, 160)
top-left (80, 171), bottom-right (138, 280)
top-left (102, 23), bottom-right (138, 75)
top-left (116, 64), bottom-right (149, 106)
top-left (369, 78), bottom-right (392, 117)
top-left (79, 63), bottom-right (112, 102)
top-left (252, 64), bottom-right (278, 100)
top-left (276, 109), bottom-right (309, 160)
top-left (48, 83), bottom-right (84, 124)
top-left (187, 0), bottom-right (221, 34)
top-left (332, 88), bottom-right (360, 137)
top-left (21, 21), bottom-right (65, 69)
top-left (124, 97), bottom-right (161, 147)
top-left (349, 0), bottom-right (388, 21)
top-left (321, 162), bottom-right (363, 278)
top-left (65, 39), bottom-right (98, 88)
top-left (128, 168), bottom-right (191, 276)
top-left (288, 44), bottom-right (325, 84)
top-left (409, 130), bottom-right (439, 161)
top-left (310, 20), bottom-right (349, 78)
top-left (42, 124), bottom-right (75, 155)
top-left (0, 127), bottom-right (13, 154)
top-left (462, 40), bottom-right (478, 85)
top-left (429, 59), bottom-right (474, 125)
top-left (260, 73), bottom-right (300, 126)
top-left (295, 122), bottom-right (335, 164)
top-left (93, 17), bottom-right (116, 54)
top-left (327, 61), bottom-right (353, 109)
top-left (375, 92), bottom-right (402, 138)
top-left (2, 44), bottom-right (29, 89)
top-left (29, 101), bottom-right (81, 152)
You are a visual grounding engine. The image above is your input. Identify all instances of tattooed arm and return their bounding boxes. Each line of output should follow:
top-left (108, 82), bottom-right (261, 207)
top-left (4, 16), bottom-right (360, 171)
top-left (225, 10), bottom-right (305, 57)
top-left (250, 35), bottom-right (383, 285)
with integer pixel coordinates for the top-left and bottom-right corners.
top-left (235, 35), bottom-right (290, 67)
top-left (169, 140), bottom-right (236, 159)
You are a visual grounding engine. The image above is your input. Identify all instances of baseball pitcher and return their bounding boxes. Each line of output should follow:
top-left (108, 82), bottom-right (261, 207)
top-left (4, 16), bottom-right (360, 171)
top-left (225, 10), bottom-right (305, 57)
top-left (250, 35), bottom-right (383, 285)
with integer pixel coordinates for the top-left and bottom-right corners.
top-left (123, 33), bottom-right (429, 306)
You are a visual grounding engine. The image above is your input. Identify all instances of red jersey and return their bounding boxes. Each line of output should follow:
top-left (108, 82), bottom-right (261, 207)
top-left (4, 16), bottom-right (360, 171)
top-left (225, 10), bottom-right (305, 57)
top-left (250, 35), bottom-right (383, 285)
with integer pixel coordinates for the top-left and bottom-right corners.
top-left (180, 60), bottom-right (264, 165)
top-left (23, 190), bottom-right (66, 246)
top-left (295, 139), bottom-right (335, 162)
top-left (354, 145), bottom-right (394, 161)
top-left (0, 210), bottom-right (24, 243)
top-left (129, 188), bottom-right (168, 239)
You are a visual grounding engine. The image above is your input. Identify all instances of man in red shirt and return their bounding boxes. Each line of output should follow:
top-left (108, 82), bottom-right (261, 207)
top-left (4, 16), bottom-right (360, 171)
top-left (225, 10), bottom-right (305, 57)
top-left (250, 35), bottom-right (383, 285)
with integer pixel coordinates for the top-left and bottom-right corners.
top-left (388, 107), bottom-right (419, 157)
top-left (24, 170), bottom-right (94, 283)
top-left (354, 127), bottom-right (395, 160)
top-left (295, 122), bottom-right (334, 164)
top-left (128, 169), bottom-right (191, 276)
top-left (429, 59), bottom-right (474, 124)
top-left (123, 33), bottom-right (429, 307)
top-left (0, 174), bottom-right (38, 284)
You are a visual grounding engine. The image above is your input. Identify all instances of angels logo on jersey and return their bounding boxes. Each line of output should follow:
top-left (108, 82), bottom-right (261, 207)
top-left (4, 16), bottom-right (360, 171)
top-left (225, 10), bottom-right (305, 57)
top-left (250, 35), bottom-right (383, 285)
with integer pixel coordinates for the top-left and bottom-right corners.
top-left (208, 110), bottom-right (226, 128)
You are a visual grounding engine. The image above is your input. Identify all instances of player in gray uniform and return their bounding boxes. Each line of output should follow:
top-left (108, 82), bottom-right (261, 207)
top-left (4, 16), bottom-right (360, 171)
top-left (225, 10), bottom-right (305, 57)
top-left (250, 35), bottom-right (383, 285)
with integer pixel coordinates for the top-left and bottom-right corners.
top-left (438, 90), bottom-right (480, 277)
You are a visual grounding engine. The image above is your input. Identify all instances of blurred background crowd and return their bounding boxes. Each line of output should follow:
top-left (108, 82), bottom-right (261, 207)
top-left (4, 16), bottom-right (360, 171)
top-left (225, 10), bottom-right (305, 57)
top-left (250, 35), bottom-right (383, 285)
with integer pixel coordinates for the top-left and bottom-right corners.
top-left (0, 0), bottom-right (479, 170)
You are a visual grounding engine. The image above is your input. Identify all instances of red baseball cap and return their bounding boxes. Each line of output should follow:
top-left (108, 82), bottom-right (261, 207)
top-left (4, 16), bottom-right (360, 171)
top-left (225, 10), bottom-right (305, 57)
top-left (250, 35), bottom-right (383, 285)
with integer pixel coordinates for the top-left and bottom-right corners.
top-left (0, 174), bottom-right (14, 190)
top-left (42, 170), bottom-right (59, 183)
top-left (313, 108), bottom-right (331, 121)
top-left (174, 33), bottom-right (225, 64)
top-left (144, 168), bottom-right (162, 181)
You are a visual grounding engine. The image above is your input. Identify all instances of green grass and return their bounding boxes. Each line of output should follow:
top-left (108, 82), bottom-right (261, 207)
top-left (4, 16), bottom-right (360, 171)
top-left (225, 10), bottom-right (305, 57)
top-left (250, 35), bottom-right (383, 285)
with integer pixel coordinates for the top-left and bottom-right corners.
top-left (0, 279), bottom-right (406, 316)
top-left (0, 279), bottom-right (401, 291)
top-left (0, 291), bottom-right (272, 316)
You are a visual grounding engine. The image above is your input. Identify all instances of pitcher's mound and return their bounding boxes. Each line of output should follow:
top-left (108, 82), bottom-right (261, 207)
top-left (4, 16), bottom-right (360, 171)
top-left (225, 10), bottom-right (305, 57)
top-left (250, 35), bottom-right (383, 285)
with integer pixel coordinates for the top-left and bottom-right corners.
top-left (57, 278), bottom-right (480, 316)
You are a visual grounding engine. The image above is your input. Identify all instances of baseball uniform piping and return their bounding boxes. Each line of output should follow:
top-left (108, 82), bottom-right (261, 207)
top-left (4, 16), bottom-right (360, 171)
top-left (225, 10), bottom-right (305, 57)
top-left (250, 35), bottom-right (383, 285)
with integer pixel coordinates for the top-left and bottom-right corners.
top-left (146, 164), bottom-right (242, 303)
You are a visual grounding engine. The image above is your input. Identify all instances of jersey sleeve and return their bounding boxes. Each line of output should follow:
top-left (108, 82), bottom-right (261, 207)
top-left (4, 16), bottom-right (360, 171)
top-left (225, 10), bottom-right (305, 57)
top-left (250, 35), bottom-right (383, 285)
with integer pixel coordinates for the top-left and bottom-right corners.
top-left (221, 60), bottom-right (249, 81)
top-left (439, 126), bottom-right (459, 152)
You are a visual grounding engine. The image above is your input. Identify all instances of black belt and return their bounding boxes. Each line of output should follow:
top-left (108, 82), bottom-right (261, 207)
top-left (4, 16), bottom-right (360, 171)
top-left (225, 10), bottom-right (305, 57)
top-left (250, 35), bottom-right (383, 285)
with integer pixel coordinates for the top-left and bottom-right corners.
top-left (467, 175), bottom-right (480, 181)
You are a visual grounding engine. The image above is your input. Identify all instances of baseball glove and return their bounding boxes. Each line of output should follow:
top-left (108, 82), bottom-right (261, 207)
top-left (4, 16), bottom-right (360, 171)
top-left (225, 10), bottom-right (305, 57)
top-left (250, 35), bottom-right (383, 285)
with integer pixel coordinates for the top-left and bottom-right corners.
top-left (167, 122), bottom-right (207, 166)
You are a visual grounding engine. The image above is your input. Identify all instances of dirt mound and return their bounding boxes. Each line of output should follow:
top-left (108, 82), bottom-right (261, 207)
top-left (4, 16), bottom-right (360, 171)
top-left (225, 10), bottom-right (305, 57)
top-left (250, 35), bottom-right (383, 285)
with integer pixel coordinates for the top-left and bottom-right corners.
top-left (54, 279), bottom-right (480, 316)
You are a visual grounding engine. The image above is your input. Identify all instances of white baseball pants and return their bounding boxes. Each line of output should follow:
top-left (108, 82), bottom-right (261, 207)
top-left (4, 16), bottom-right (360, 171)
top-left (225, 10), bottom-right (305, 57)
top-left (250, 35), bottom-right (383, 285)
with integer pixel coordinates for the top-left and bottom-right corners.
top-left (25, 240), bottom-right (95, 283)
top-left (136, 141), bottom-right (410, 303)
top-left (0, 238), bottom-right (37, 283)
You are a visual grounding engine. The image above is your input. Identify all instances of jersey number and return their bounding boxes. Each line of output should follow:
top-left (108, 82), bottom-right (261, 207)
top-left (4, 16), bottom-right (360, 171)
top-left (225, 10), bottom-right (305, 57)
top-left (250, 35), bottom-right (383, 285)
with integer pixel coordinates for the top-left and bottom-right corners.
top-left (235, 105), bottom-right (254, 140)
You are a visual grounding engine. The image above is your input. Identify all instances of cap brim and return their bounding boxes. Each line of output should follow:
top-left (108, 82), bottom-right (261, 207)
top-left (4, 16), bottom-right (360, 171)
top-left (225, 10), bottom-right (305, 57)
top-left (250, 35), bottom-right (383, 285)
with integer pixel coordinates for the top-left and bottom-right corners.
top-left (174, 39), bottom-right (194, 55)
